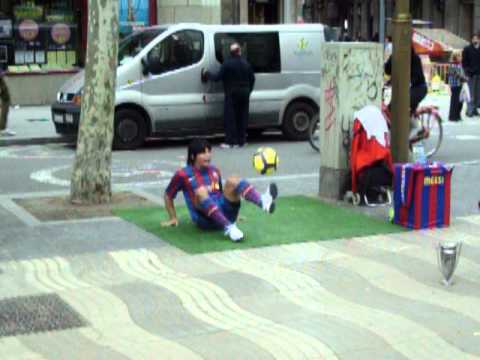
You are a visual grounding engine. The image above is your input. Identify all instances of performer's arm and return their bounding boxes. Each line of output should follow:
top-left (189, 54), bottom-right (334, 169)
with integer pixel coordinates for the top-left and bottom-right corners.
top-left (161, 194), bottom-right (178, 227)
top-left (161, 171), bottom-right (182, 227)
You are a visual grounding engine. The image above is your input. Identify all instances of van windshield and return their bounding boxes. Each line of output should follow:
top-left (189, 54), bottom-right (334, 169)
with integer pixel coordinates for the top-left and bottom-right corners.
top-left (118, 28), bottom-right (166, 65)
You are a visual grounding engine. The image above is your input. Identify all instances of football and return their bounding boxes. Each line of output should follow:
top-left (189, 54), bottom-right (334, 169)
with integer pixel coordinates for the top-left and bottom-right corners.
top-left (252, 147), bottom-right (279, 175)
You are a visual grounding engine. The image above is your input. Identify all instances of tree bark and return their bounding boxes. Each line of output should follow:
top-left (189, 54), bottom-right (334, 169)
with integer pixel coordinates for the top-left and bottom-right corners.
top-left (0, 73), bottom-right (10, 131)
top-left (70, 0), bottom-right (119, 204)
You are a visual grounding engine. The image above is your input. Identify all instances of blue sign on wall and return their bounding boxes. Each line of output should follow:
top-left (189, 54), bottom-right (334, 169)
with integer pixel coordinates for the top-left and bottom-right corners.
top-left (119, 0), bottom-right (149, 35)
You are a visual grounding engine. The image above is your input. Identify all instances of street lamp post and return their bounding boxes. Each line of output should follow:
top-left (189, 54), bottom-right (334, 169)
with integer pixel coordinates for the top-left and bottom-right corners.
top-left (379, 0), bottom-right (385, 43)
top-left (283, 0), bottom-right (290, 23)
top-left (391, 0), bottom-right (411, 163)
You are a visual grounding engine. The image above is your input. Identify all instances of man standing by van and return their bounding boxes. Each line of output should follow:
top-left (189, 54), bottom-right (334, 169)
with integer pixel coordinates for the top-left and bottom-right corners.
top-left (203, 43), bottom-right (255, 148)
top-left (462, 32), bottom-right (480, 117)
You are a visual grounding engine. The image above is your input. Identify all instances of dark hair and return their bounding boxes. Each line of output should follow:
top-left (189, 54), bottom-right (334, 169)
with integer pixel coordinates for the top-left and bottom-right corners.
top-left (187, 138), bottom-right (212, 165)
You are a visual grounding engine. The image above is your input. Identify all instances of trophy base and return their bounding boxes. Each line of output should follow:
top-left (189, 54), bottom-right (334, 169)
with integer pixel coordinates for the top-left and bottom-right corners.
top-left (441, 279), bottom-right (454, 287)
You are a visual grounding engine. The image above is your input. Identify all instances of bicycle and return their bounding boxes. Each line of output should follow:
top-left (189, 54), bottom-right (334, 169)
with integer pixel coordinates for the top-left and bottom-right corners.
top-left (308, 87), bottom-right (443, 158)
top-left (381, 85), bottom-right (443, 158)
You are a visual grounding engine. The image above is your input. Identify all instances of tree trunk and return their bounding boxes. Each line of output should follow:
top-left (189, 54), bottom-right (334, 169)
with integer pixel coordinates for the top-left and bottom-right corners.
top-left (0, 74), bottom-right (10, 131)
top-left (70, 0), bottom-right (119, 204)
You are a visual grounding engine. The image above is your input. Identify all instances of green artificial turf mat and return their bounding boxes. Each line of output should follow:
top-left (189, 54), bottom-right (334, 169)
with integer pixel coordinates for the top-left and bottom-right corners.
top-left (113, 195), bottom-right (405, 254)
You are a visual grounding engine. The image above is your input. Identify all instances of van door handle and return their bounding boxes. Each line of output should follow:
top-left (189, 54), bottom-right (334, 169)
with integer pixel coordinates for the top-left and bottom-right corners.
top-left (202, 95), bottom-right (207, 104)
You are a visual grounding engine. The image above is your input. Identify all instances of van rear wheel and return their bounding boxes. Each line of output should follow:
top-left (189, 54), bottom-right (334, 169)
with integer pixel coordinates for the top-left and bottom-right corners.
top-left (282, 102), bottom-right (316, 140)
top-left (113, 109), bottom-right (147, 150)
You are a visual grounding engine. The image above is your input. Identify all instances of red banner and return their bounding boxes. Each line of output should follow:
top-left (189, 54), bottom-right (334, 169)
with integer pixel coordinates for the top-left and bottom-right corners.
top-left (412, 29), bottom-right (445, 56)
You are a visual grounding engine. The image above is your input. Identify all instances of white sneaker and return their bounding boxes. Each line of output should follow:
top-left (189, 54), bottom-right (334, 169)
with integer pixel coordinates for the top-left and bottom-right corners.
top-left (225, 223), bottom-right (244, 242)
top-left (261, 183), bottom-right (278, 214)
top-left (0, 129), bottom-right (16, 137)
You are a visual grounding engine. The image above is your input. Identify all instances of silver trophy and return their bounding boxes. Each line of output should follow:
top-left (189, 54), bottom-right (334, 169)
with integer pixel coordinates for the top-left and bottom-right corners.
top-left (436, 242), bottom-right (462, 286)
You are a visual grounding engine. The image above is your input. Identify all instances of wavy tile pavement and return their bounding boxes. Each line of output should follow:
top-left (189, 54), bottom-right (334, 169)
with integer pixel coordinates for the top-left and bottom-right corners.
top-left (298, 244), bottom-right (480, 356)
top-left (205, 248), bottom-right (477, 359)
top-left (110, 248), bottom-right (339, 360)
top-left (0, 337), bottom-right (47, 360)
top-left (3, 254), bottom-right (204, 360)
top-left (0, 216), bottom-right (479, 359)
top-left (356, 235), bottom-right (480, 285)
top-left (63, 288), bottom-right (203, 360)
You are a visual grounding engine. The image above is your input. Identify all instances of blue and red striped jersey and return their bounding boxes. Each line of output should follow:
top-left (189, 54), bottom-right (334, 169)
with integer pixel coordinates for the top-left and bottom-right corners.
top-left (393, 163), bottom-right (453, 229)
top-left (165, 165), bottom-right (223, 222)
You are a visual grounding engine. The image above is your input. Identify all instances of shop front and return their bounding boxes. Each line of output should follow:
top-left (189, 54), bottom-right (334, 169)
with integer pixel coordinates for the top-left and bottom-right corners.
top-left (0, 0), bottom-right (156, 105)
top-left (248, 0), bottom-right (280, 24)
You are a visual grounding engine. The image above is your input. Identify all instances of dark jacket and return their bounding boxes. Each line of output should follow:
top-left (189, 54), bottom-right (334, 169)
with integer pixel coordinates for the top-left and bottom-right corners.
top-left (209, 55), bottom-right (255, 96)
top-left (385, 52), bottom-right (426, 87)
top-left (462, 44), bottom-right (480, 77)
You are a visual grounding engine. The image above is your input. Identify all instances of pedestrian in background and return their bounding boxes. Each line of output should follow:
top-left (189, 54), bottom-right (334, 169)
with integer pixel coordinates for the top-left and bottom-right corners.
top-left (202, 42), bottom-right (255, 148)
top-left (447, 51), bottom-right (466, 122)
top-left (0, 70), bottom-right (13, 137)
top-left (384, 35), bottom-right (393, 61)
top-left (462, 32), bottom-right (480, 117)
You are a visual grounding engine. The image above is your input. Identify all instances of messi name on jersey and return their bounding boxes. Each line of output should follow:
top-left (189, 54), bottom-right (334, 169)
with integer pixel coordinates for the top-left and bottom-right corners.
top-left (393, 163), bottom-right (453, 230)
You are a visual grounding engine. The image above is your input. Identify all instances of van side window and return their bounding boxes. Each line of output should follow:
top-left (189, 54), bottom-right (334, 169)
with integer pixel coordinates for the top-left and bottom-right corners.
top-left (147, 30), bottom-right (204, 75)
top-left (118, 28), bottom-right (165, 65)
top-left (214, 32), bottom-right (280, 73)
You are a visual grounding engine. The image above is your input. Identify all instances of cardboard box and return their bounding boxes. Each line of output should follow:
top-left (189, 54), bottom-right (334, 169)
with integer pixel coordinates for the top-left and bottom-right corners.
top-left (393, 162), bottom-right (453, 229)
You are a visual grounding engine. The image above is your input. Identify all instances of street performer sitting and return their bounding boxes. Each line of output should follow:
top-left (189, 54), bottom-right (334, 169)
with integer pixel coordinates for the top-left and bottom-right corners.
top-left (161, 138), bottom-right (278, 242)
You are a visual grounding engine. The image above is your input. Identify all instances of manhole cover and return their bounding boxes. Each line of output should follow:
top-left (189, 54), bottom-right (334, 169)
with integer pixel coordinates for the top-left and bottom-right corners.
top-left (0, 294), bottom-right (87, 337)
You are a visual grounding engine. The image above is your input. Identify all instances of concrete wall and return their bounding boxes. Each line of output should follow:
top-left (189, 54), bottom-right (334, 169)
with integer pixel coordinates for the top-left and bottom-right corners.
top-left (157, 0), bottom-right (221, 24)
top-left (5, 72), bottom-right (76, 106)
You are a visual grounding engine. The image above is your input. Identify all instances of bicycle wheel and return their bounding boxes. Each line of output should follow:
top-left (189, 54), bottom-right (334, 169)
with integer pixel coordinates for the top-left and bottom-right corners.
top-left (308, 114), bottom-right (320, 152)
top-left (415, 111), bottom-right (443, 158)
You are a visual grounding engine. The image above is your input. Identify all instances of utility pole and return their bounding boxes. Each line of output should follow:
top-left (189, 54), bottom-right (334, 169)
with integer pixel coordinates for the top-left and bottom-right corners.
top-left (284, 0), bottom-right (291, 23)
top-left (390, 0), bottom-right (411, 163)
top-left (379, 0), bottom-right (385, 43)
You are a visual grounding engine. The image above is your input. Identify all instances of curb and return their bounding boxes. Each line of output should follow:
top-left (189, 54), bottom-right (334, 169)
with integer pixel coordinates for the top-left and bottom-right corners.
top-left (0, 136), bottom-right (75, 147)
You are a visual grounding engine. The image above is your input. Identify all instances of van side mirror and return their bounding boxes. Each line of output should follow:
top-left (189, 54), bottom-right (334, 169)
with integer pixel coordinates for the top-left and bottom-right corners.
top-left (141, 57), bottom-right (149, 76)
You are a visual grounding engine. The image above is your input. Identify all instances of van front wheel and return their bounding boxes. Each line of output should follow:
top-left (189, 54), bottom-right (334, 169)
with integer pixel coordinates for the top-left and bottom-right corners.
top-left (113, 109), bottom-right (147, 150)
top-left (282, 102), bottom-right (316, 140)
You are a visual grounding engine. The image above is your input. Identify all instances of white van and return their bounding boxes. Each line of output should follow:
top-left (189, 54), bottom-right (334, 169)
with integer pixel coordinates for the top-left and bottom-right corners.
top-left (52, 23), bottom-right (334, 149)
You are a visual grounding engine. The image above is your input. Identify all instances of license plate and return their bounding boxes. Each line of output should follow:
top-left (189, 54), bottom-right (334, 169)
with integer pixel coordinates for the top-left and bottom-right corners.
top-left (65, 114), bottom-right (74, 124)
top-left (53, 113), bottom-right (63, 123)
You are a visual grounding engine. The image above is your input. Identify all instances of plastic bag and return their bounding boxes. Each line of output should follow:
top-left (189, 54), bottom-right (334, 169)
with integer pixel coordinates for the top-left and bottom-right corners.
top-left (460, 82), bottom-right (471, 103)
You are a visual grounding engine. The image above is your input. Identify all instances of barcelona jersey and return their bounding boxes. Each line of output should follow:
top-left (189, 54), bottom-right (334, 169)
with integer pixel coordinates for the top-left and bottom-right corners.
top-left (165, 165), bottom-right (223, 222)
top-left (393, 163), bottom-right (453, 229)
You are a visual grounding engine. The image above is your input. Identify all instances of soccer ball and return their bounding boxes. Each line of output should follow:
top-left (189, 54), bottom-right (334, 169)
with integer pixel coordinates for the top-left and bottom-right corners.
top-left (252, 147), bottom-right (279, 175)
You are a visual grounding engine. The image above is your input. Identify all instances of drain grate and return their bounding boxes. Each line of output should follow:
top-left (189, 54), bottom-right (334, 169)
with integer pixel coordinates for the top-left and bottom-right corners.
top-left (0, 294), bottom-right (87, 337)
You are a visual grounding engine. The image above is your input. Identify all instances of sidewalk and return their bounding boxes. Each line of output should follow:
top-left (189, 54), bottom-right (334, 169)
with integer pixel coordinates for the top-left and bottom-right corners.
top-left (0, 189), bottom-right (479, 359)
top-left (0, 106), bottom-right (69, 147)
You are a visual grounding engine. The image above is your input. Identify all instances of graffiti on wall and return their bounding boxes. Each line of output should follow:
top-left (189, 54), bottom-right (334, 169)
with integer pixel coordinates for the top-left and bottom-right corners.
top-left (341, 47), bottom-right (383, 112)
top-left (320, 48), bottom-right (339, 133)
top-left (320, 43), bottom-right (383, 168)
